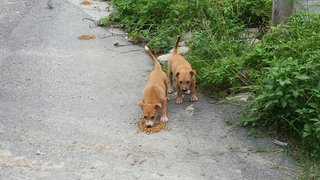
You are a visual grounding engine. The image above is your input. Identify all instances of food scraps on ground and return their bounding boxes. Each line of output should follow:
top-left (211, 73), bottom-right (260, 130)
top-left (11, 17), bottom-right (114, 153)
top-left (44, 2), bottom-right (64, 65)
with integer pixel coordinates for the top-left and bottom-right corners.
top-left (77, 34), bottom-right (96, 40)
top-left (137, 119), bottom-right (165, 134)
top-left (80, 1), bottom-right (93, 5)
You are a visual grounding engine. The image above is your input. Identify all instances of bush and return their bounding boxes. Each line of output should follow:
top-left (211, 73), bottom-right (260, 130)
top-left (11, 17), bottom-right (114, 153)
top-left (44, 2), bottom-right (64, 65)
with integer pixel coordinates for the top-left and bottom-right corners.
top-left (107, 0), bottom-right (271, 54)
top-left (242, 13), bottom-right (320, 157)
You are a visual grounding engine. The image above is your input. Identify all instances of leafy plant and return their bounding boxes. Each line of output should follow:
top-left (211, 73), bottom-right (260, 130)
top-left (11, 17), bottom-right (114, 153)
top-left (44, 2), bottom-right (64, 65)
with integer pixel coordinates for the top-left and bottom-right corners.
top-left (103, 0), bottom-right (271, 54)
top-left (98, 17), bottom-right (110, 26)
top-left (242, 13), bottom-right (320, 157)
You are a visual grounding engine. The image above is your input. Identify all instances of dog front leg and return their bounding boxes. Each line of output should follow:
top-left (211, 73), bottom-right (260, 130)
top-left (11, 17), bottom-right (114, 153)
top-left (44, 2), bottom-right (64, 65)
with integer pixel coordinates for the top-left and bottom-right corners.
top-left (160, 100), bottom-right (168, 122)
top-left (168, 69), bottom-right (174, 93)
top-left (176, 82), bottom-right (183, 104)
top-left (190, 78), bottom-right (198, 102)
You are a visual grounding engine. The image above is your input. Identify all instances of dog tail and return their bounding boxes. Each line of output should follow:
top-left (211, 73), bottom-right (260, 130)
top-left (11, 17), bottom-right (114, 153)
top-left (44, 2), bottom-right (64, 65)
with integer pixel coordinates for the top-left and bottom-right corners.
top-left (172, 35), bottom-right (180, 54)
top-left (145, 46), bottom-right (161, 70)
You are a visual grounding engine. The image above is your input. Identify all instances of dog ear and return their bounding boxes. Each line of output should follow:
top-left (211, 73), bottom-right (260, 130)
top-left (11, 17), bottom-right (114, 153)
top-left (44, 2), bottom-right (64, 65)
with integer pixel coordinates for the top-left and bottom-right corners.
top-left (190, 70), bottom-right (196, 77)
top-left (154, 103), bottom-right (162, 109)
top-left (175, 72), bottom-right (180, 78)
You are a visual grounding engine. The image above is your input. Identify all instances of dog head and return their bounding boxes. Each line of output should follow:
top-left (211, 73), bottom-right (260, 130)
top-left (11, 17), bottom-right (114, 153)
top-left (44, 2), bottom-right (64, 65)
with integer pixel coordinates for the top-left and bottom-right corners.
top-left (139, 102), bottom-right (161, 127)
top-left (175, 70), bottom-right (196, 93)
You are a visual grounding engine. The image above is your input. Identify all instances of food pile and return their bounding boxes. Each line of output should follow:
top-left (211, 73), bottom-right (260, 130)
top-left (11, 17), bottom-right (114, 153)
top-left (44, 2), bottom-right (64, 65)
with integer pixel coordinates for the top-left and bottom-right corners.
top-left (137, 119), bottom-right (164, 134)
top-left (80, 1), bottom-right (93, 5)
top-left (77, 34), bottom-right (96, 40)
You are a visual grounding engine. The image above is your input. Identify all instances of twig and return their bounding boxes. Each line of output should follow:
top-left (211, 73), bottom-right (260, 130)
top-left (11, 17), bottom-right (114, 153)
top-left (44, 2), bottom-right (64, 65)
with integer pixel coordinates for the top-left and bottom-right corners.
top-left (98, 32), bottom-right (127, 39)
top-left (106, 48), bottom-right (142, 54)
top-left (82, 17), bottom-right (96, 22)
top-left (114, 42), bottom-right (134, 47)
top-left (98, 35), bottom-right (114, 39)
top-left (110, 31), bottom-right (127, 36)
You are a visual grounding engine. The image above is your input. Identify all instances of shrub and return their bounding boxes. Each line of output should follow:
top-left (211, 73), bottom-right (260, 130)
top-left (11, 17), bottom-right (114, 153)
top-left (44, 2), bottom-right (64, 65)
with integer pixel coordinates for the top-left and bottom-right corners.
top-left (107, 0), bottom-right (271, 54)
top-left (242, 13), bottom-right (320, 157)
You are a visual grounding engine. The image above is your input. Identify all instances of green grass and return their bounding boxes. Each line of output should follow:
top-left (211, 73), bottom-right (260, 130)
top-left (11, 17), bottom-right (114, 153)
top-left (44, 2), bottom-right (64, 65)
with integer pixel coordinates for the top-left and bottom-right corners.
top-left (298, 158), bottom-right (320, 179)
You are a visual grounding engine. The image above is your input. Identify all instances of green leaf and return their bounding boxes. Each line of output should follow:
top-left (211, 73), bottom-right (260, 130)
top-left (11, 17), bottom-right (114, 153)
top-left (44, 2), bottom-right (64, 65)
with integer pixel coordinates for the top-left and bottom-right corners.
top-left (281, 101), bottom-right (287, 108)
top-left (303, 124), bottom-right (311, 138)
top-left (296, 75), bottom-right (310, 80)
top-left (292, 90), bottom-right (299, 98)
top-left (98, 17), bottom-right (110, 26)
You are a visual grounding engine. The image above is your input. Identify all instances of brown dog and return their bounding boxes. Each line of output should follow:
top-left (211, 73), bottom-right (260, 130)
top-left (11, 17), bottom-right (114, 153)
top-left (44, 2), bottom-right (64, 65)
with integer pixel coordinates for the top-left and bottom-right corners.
top-left (139, 46), bottom-right (168, 127)
top-left (168, 35), bottom-right (198, 104)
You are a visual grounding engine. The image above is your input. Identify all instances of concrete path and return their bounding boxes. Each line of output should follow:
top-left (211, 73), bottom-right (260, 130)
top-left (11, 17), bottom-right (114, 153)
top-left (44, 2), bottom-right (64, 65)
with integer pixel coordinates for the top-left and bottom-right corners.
top-left (0, 0), bottom-right (295, 179)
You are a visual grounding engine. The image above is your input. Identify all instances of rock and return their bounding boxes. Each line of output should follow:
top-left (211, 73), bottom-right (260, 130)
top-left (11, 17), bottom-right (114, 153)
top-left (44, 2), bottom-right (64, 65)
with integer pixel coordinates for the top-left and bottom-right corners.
top-left (181, 31), bottom-right (192, 40)
top-left (241, 28), bottom-right (261, 46)
top-left (246, 28), bottom-right (259, 38)
top-left (273, 139), bottom-right (288, 147)
top-left (186, 105), bottom-right (195, 117)
top-left (36, 150), bottom-right (41, 155)
top-left (157, 54), bottom-right (172, 65)
top-left (248, 38), bottom-right (260, 45)
top-left (225, 92), bottom-right (250, 102)
top-left (186, 105), bottom-right (195, 111)
top-left (157, 46), bottom-right (189, 65)
top-left (179, 41), bottom-right (186, 46)
top-left (169, 46), bottom-right (189, 54)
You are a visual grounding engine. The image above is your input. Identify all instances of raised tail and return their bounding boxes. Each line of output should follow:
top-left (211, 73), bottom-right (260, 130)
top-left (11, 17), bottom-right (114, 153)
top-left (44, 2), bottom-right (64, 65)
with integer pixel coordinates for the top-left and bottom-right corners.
top-left (145, 46), bottom-right (161, 71)
top-left (172, 35), bottom-right (181, 54)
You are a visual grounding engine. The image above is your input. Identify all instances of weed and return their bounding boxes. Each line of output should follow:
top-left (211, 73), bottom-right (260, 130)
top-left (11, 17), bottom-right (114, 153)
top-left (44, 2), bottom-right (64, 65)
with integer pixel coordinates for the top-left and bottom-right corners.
top-left (298, 158), bottom-right (320, 180)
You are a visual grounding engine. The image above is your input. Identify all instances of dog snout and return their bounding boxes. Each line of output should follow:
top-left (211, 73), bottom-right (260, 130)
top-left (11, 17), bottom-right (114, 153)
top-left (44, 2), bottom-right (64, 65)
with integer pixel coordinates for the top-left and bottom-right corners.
top-left (182, 89), bottom-right (188, 93)
top-left (145, 120), bottom-right (154, 128)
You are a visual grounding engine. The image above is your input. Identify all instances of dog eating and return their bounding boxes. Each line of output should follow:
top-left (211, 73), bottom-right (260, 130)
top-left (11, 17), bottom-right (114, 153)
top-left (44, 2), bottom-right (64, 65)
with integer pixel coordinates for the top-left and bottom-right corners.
top-left (139, 46), bottom-right (168, 127)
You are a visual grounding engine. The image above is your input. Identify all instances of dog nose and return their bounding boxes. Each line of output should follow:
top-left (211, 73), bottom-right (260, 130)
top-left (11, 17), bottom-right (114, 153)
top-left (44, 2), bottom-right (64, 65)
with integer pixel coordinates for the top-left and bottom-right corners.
top-left (183, 89), bottom-right (188, 92)
top-left (146, 125), bottom-right (152, 128)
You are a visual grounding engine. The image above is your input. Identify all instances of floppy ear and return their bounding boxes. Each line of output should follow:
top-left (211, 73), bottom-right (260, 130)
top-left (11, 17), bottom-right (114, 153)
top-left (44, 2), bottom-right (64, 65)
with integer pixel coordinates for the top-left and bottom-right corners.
top-left (190, 70), bottom-right (196, 78)
top-left (154, 103), bottom-right (162, 109)
top-left (175, 72), bottom-right (180, 78)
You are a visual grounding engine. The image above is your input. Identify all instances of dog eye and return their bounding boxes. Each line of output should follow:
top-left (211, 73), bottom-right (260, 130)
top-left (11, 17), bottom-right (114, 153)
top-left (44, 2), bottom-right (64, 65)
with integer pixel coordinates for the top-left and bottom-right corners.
top-left (179, 81), bottom-right (182, 84)
top-left (151, 116), bottom-right (155, 119)
top-left (187, 81), bottom-right (190, 84)
top-left (144, 116), bottom-right (147, 119)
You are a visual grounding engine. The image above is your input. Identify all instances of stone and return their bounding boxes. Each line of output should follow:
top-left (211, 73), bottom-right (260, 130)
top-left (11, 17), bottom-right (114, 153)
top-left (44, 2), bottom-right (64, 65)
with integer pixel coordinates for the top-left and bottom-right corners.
top-left (169, 46), bottom-right (189, 54)
top-left (225, 93), bottom-right (250, 102)
top-left (157, 53), bottom-right (172, 65)
top-left (157, 46), bottom-right (189, 65)
top-left (248, 38), bottom-right (260, 45)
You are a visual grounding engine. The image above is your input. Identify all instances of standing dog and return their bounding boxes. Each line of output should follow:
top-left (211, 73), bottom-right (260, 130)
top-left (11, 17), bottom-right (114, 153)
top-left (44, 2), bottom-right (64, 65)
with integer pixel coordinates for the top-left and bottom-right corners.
top-left (168, 35), bottom-right (198, 104)
top-left (139, 46), bottom-right (168, 127)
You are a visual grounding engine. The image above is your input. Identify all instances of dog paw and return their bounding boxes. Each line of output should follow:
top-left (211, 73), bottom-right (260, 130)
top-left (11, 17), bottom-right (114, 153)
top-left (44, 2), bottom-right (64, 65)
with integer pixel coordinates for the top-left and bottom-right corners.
top-left (190, 95), bottom-right (198, 102)
top-left (160, 116), bottom-right (168, 122)
top-left (168, 88), bottom-right (174, 94)
top-left (176, 98), bottom-right (183, 104)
